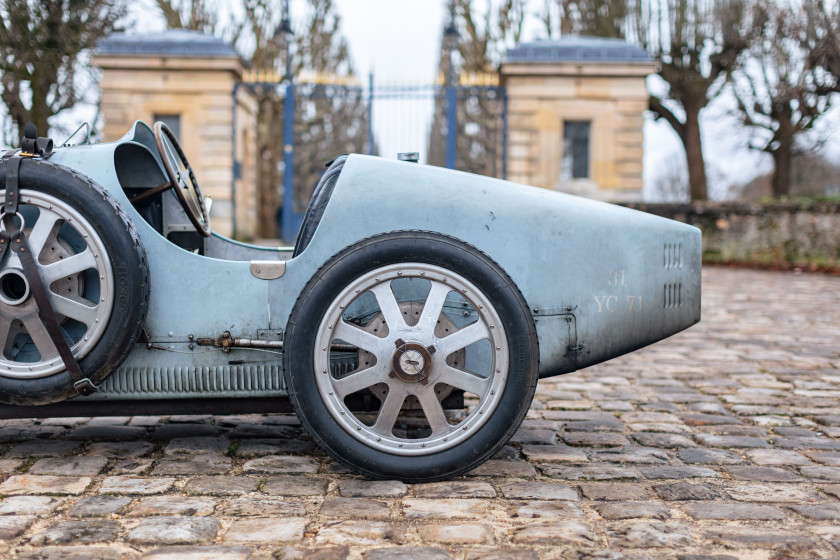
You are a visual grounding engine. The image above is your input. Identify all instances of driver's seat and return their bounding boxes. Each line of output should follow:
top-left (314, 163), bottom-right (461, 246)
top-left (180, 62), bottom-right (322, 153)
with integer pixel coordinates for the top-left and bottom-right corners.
top-left (293, 155), bottom-right (348, 257)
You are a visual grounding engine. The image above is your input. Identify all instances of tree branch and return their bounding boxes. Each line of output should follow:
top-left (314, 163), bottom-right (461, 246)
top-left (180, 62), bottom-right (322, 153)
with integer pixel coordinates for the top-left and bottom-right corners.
top-left (649, 95), bottom-right (686, 141)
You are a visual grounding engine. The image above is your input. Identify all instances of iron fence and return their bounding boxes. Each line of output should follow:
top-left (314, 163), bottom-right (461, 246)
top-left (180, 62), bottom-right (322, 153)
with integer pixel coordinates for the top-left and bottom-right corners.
top-left (234, 73), bottom-right (507, 242)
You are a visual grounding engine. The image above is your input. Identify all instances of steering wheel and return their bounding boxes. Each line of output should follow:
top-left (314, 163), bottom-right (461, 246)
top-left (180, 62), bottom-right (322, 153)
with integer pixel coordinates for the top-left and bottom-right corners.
top-left (153, 121), bottom-right (211, 237)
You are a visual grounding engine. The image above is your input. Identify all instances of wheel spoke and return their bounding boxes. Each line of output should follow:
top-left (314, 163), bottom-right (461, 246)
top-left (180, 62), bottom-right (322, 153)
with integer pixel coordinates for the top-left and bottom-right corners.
top-left (416, 282), bottom-right (450, 332)
top-left (436, 364), bottom-right (491, 397)
top-left (333, 362), bottom-right (389, 399)
top-left (41, 249), bottom-right (97, 285)
top-left (369, 282), bottom-right (407, 332)
top-left (372, 387), bottom-right (405, 436)
top-left (49, 294), bottom-right (97, 326)
top-left (0, 317), bottom-right (11, 356)
top-left (26, 210), bottom-right (61, 260)
top-left (333, 320), bottom-right (381, 353)
top-left (438, 321), bottom-right (491, 356)
top-left (415, 387), bottom-right (451, 436)
top-left (21, 316), bottom-right (58, 361)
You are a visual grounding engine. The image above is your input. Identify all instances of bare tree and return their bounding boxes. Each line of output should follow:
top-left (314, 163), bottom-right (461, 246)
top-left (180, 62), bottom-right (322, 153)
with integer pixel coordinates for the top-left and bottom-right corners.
top-left (428, 0), bottom-right (525, 176)
top-left (0, 0), bottom-right (127, 144)
top-left (159, 0), bottom-right (366, 238)
top-left (156, 0), bottom-right (217, 33)
top-left (634, 0), bottom-right (750, 200)
top-left (540, 0), bottom-right (627, 38)
top-left (730, 0), bottom-right (840, 197)
top-left (243, 0), bottom-right (366, 237)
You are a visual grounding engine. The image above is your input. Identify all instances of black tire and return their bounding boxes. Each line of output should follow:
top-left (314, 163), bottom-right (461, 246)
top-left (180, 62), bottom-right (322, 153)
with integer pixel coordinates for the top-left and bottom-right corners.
top-left (284, 231), bottom-right (538, 482)
top-left (0, 159), bottom-right (150, 405)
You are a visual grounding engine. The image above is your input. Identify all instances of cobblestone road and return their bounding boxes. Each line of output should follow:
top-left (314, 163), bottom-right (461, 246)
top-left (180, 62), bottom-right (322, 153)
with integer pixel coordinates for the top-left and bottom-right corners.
top-left (0, 267), bottom-right (838, 560)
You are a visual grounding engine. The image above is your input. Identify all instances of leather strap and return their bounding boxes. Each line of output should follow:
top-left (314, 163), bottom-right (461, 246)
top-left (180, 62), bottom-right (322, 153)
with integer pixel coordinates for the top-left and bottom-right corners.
top-left (3, 157), bottom-right (96, 395)
top-left (5, 156), bottom-right (20, 214)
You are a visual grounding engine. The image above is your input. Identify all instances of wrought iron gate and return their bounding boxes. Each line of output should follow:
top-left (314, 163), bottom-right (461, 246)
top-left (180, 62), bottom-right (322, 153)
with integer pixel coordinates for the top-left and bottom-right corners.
top-left (234, 72), bottom-right (507, 242)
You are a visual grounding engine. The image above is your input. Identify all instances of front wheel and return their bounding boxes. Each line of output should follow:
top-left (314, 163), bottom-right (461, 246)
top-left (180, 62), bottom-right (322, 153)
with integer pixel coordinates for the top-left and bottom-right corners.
top-left (284, 232), bottom-right (538, 482)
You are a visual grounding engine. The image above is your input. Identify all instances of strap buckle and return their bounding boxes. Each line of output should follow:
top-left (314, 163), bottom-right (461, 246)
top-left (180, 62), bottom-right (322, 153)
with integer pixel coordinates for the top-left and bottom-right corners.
top-left (73, 378), bottom-right (99, 396)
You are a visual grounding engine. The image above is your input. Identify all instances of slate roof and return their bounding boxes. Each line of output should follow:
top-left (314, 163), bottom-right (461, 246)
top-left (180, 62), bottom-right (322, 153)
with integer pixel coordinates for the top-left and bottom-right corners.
top-left (504, 36), bottom-right (651, 64)
top-left (96, 29), bottom-right (239, 59)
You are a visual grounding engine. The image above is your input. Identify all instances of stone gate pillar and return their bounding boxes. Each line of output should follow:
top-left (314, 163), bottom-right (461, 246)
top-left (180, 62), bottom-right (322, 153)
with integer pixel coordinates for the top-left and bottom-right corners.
top-left (94, 30), bottom-right (257, 238)
top-left (500, 37), bottom-right (655, 202)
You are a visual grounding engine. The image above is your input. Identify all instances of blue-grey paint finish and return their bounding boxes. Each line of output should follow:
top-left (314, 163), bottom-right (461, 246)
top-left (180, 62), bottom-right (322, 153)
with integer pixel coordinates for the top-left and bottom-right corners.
top-left (505, 37), bottom-right (651, 64)
top-left (45, 124), bottom-right (699, 401)
top-left (279, 155), bottom-right (701, 377)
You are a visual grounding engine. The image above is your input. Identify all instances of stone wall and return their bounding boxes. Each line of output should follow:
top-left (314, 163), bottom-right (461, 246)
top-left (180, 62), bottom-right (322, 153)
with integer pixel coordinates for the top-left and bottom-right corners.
top-left (624, 201), bottom-right (840, 269)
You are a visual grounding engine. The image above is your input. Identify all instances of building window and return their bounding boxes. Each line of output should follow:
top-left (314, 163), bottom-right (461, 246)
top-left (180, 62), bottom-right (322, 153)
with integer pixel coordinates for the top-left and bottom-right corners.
top-left (154, 114), bottom-right (181, 140)
top-left (562, 120), bottom-right (590, 179)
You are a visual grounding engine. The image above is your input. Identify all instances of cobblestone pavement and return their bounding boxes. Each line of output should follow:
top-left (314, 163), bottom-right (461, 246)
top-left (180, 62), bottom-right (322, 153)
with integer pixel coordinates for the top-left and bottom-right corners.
top-left (0, 267), bottom-right (838, 560)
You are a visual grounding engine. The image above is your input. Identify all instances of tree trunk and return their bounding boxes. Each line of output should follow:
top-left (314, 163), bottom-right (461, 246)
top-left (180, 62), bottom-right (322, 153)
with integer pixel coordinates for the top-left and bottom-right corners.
top-left (256, 96), bottom-right (281, 239)
top-left (681, 105), bottom-right (708, 201)
top-left (771, 114), bottom-right (794, 198)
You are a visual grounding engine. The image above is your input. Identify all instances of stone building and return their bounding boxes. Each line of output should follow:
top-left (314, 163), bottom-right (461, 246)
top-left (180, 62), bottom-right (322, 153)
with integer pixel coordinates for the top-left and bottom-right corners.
top-left (94, 30), bottom-right (258, 238)
top-left (500, 37), bottom-right (655, 202)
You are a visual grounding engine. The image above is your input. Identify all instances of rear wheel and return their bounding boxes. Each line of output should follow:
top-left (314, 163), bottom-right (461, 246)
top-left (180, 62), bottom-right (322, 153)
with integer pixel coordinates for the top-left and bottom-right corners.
top-left (0, 160), bottom-right (149, 405)
top-left (284, 231), bottom-right (538, 481)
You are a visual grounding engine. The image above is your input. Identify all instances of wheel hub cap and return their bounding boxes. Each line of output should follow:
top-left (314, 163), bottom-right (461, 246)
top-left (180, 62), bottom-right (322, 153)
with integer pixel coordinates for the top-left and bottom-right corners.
top-left (391, 340), bottom-right (434, 383)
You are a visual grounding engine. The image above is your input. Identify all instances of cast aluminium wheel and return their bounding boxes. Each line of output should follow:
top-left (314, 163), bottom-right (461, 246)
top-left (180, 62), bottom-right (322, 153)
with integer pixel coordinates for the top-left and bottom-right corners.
top-left (0, 160), bottom-right (149, 405)
top-left (0, 190), bottom-right (114, 379)
top-left (284, 232), bottom-right (538, 481)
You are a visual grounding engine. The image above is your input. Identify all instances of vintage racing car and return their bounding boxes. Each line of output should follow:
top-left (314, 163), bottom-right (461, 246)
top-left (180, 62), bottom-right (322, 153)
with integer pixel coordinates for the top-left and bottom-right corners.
top-left (0, 121), bottom-right (701, 481)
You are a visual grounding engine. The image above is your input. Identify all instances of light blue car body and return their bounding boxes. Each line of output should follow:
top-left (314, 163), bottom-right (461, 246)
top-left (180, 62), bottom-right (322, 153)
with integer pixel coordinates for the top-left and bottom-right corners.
top-left (42, 121), bottom-right (700, 403)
